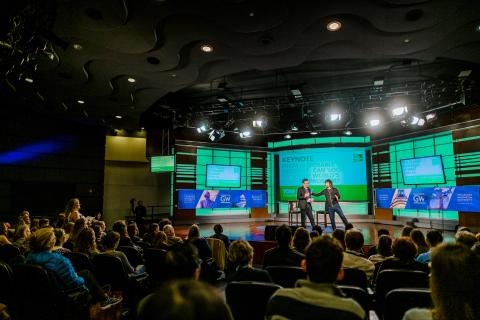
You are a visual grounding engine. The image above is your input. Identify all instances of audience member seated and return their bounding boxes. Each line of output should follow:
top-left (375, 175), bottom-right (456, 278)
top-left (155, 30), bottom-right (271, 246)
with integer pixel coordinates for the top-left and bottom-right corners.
top-left (368, 234), bottom-right (393, 264)
top-left (74, 228), bottom-right (99, 257)
top-left (403, 243), bottom-right (480, 320)
top-left (163, 224), bottom-right (184, 246)
top-left (342, 229), bottom-right (375, 280)
top-left (266, 236), bottom-right (365, 320)
top-left (39, 218), bottom-right (50, 229)
top-left (127, 222), bottom-right (143, 243)
top-left (164, 243), bottom-right (201, 280)
top-left (227, 240), bottom-right (272, 283)
top-left (101, 231), bottom-right (138, 275)
top-left (52, 228), bottom-right (71, 255)
top-left (345, 223), bottom-right (354, 231)
top-left (64, 222), bottom-right (75, 241)
top-left (292, 227), bottom-right (311, 254)
top-left (158, 218), bottom-right (173, 232)
top-left (153, 231), bottom-right (172, 251)
top-left (210, 224), bottom-right (230, 249)
top-left (112, 220), bottom-right (138, 249)
top-left (401, 226), bottom-right (414, 237)
top-left (25, 227), bottom-right (119, 307)
top-left (186, 224), bottom-right (212, 260)
top-left (376, 237), bottom-right (428, 280)
top-left (137, 279), bottom-right (232, 320)
top-left (143, 223), bottom-right (159, 244)
top-left (30, 219), bottom-right (40, 233)
top-left (312, 225), bottom-right (323, 236)
top-left (367, 228), bottom-right (390, 256)
top-left (410, 229), bottom-right (429, 255)
top-left (64, 218), bottom-right (87, 250)
top-left (456, 230), bottom-right (478, 249)
top-left (18, 210), bottom-right (31, 227)
top-left (310, 231), bottom-right (320, 239)
top-left (263, 224), bottom-right (304, 268)
top-left (13, 224), bottom-right (30, 252)
top-left (332, 229), bottom-right (346, 250)
top-left (416, 230), bottom-right (443, 264)
top-left (91, 222), bottom-right (106, 249)
top-left (0, 222), bottom-right (12, 245)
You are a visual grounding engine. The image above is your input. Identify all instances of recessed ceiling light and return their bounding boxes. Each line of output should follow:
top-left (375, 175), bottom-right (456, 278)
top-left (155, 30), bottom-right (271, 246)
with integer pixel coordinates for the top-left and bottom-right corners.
top-left (73, 43), bottom-right (83, 50)
top-left (24, 77), bottom-right (33, 83)
top-left (77, 100), bottom-right (85, 104)
top-left (170, 74), bottom-right (177, 78)
top-left (249, 12), bottom-right (255, 17)
top-left (403, 38), bottom-right (410, 43)
top-left (200, 44), bottom-right (214, 53)
top-left (326, 20), bottom-right (342, 32)
top-left (476, 24), bottom-right (480, 32)
top-left (115, 115), bottom-right (123, 119)
top-left (141, 127), bottom-right (145, 130)
top-left (284, 134), bottom-right (291, 139)
top-left (344, 130), bottom-right (353, 136)
top-left (127, 77), bottom-right (136, 83)
top-left (310, 131), bottom-right (318, 135)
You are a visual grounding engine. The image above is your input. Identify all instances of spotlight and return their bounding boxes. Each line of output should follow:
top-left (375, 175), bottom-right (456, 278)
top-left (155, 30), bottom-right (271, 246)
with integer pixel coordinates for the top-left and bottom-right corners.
top-left (290, 124), bottom-right (299, 131)
top-left (344, 130), bottom-right (352, 136)
top-left (208, 129), bottom-right (225, 142)
top-left (200, 44), bottom-right (214, 53)
top-left (127, 77), bottom-right (136, 83)
top-left (73, 43), bottom-right (83, 50)
top-left (217, 96), bottom-right (228, 103)
top-left (417, 118), bottom-right (426, 126)
top-left (328, 113), bottom-right (342, 122)
top-left (115, 115), bottom-right (123, 119)
top-left (326, 20), bottom-right (342, 32)
top-left (310, 131), bottom-right (318, 135)
top-left (290, 88), bottom-right (302, 99)
top-left (284, 134), bottom-right (291, 139)
top-left (410, 116), bottom-right (419, 125)
top-left (392, 106), bottom-right (408, 117)
top-left (366, 119), bottom-right (380, 127)
top-left (239, 128), bottom-right (251, 139)
top-left (196, 120), bottom-right (210, 133)
top-left (425, 113), bottom-right (436, 122)
top-left (373, 77), bottom-right (384, 86)
top-left (252, 116), bottom-right (267, 128)
top-left (24, 77), bottom-right (33, 83)
top-left (77, 100), bottom-right (85, 104)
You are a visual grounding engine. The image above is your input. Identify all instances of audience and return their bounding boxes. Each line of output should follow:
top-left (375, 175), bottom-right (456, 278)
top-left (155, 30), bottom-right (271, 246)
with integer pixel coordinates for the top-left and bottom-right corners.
top-left (39, 218), bottom-right (50, 229)
top-left (367, 228), bottom-right (390, 256)
top-left (13, 224), bottom-right (30, 251)
top-left (228, 240), bottom-right (272, 283)
top-left (416, 230), bottom-right (443, 264)
top-left (163, 224), bottom-right (184, 245)
top-left (153, 231), bottom-right (172, 251)
top-left (143, 223), bottom-right (159, 244)
top-left (18, 210), bottom-right (31, 227)
top-left (266, 236), bottom-right (365, 320)
top-left (64, 218), bottom-right (87, 250)
top-left (137, 280), bottom-right (232, 320)
top-left (368, 235), bottom-right (393, 264)
top-left (186, 224), bottom-right (212, 260)
top-left (64, 221), bottom-right (75, 241)
top-left (74, 228), bottom-right (99, 257)
top-left (342, 229), bottom-right (375, 280)
top-left (263, 224), bottom-right (304, 268)
top-left (401, 225), bottom-right (414, 237)
top-left (309, 230), bottom-right (320, 239)
top-left (52, 228), bottom-right (70, 255)
top-left (455, 230), bottom-right (478, 248)
top-left (127, 222), bottom-right (143, 244)
top-left (292, 227), bottom-right (311, 254)
top-left (403, 243), bottom-right (480, 320)
top-left (0, 222), bottom-right (12, 245)
top-left (101, 231), bottom-right (137, 275)
top-left (164, 243), bottom-right (201, 280)
top-left (112, 220), bottom-right (137, 248)
top-left (410, 229), bottom-right (429, 255)
top-left (210, 224), bottom-right (230, 249)
top-left (332, 228), bottom-right (346, 250)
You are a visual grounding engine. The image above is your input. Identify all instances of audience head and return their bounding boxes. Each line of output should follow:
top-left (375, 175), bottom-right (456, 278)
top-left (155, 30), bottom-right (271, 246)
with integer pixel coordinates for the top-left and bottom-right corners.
top-left (345, 223), bottom-right (354, 231)
top-left (426, 230), bottom-right (443, 248)
top-left (377, 235), bottom-right (393, 257)
top-left (65, 198), bottom-right (81, 213)
top-left (275, 224), bottom-right (292, 248)
top-left (159, 218), bottom-right (172, 231)
top-left (39, 218), bottom-right (50, 229)
top-left (127, 223), bottom-right (139, 239)
top-left (312, 225), bottom-right (323, 236)
top-left (163, 224), bottom-right (176, 237)
top-left (345, 229), bottom-right (364, 252)
top-left (102, 231), bottom-right (121, 250)
top-left (309, 231), bottom-right (320, 239)
top-left (187, 224), bottom-right (201, 240)
top-left (303, 236), bottom-right (344, 283)
top-left (14, 224), bottom-right (30, 241)
top-left (112, 220), bottom-right (129, 238)
top-left (456, 226), bottom-right (471, 233)
top-left (332, 228), bottom-right (346, 250)
top-left (164, 243), bottom-right (201, 280)
top-left (53, 228), bottom-right (66, 246)
top-left (70, 218), bottom-right (86, 241)
top-left (377, 228), bottom-right (390, 237)
top-left (456, 231), bottom-right (478, 249)
top-left (148, 223), bottom-right (159, 236)
top-left (64, 222), bottom-right (75, 235)
top-left (410, 229), bottom-right (428, 248)
top-left (137, 280), bottom-right (232, 320)
top-left (29, 227), bottom-right (55, 252)
top-left (76, 228), bottom-right (97, 253)
top-left (0, 222), bottom-right (8, 236)
top-left (292, 227), bottom-right (311, 253)
top-left (401, 225), bottom-right (414, 237)
top-left (91, 222), bottom-right (104, 240)
top-left (19, 210), bottom-right (31, 225)
top-left (153, 231), bottom-right (169, 247)
top-left (213, 224), bottom-right (223, 235)
top-left (229, 240), bottom-right (254, 267)
top-left (392, 237), bottom-right (417, 261)
top-left (430, 243), bottom-right (480, 320)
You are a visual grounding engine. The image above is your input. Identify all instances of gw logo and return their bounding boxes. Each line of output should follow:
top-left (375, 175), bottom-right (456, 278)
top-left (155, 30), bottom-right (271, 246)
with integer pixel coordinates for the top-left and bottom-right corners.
top-left (220, 195), bottom-right (231, 203)
top-left (413, 195), bottom-right (425, 203)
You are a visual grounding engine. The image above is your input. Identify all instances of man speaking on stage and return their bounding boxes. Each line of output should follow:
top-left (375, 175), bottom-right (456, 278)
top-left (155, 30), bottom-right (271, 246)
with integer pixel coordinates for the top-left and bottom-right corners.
top-left (297, 178), bottom-right (317, 228)
top-left (317, 179), bottom-right (349, 230)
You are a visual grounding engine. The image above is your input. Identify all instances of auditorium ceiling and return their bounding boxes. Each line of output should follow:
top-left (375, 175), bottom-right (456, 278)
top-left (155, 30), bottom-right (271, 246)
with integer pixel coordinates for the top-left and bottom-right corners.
top-left (1, 0), bottom-right (480, 139)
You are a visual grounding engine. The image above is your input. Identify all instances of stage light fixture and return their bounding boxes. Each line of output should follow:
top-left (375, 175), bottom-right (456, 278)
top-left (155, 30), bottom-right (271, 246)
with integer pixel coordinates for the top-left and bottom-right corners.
top-left (127, 77), bottom-right (136, 83)
top-left (73, 43), bottom-right (83, 50)
top-left (425, 113), bottom-right (436, 122)
top-left (115, 115), bottom-right (123, 119)
top-left (284, 134), bottom-right (291, 139)
top-left (290, 88), bottom-right (302, 99)
top-left (208, 129), bottom-right (225, 142)
top-left (24, 77), bottom-right (33, 83)
top-left (196, 120), bottom-right (209, 133)
top-left (458, 70), bottom-right (472, 78)
top-left (373, 77), bottom-right (384, 86)
top-left (77, 100), bottom-right (85, 104)
top-left (326, 20), bottom-right (342, 31)
top-left (417, 118), bottom-right (426, 126)
top-left (367, 119), bottom-right (380, 127)
top-left (310, 131), bottom-right (318, 135)
top-left (344, 130), bottom-right (352, 136)
top-left (410, 116), bottom-right (419, 125)
top-left (290, 124), bottom-right (299, 131)
top-left (200, 44), bottom-right (214, 53)
top-left (239, 128), bottom-right (251, 139)
top-left (217, 96), bottom-right (228, 103)
top-left (392, 106), bottom-right (408, 117)
top-left (328, 113), bottom-right (342, 122)
top-left (252, 116), bottom-right (267, 128)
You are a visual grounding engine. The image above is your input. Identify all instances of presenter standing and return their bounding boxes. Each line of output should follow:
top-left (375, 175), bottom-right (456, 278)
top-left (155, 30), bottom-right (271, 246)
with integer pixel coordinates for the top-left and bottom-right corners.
top-left (317, 179), bottom-right (349, 230)
top-left (297, 178), bottom-right (317, 228)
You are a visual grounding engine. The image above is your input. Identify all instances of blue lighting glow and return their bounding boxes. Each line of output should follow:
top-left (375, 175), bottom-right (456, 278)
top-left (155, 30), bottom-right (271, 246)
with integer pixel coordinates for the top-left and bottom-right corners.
top-left (0, 138), bottom-right (70, 164)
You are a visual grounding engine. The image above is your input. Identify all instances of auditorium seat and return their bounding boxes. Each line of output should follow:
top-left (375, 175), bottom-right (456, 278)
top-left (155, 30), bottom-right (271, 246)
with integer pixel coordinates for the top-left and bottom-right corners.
top-left (135, 241), bottom-right (152, 249)
top-left (337, 268), bottom-right (368, 289)
top-left (266, 266), bottom-right (306, 288)
top-left (375, 269), bottom-right (429, 307)
top-left (207, 237), bottom-right (227, 270)
top-left (338, 285), bottom-right (371, 313)
top-left (64, 252), bottom-right (94, 272)
top-left (12, 263), bottom-right (89, 320)
top-left (143, 248), bottom-right (167, 283)
top-left (0, 262), bottom-right (13, 306)
top-left (384, 288), bottom-right (432, 320)
top-left (226, 281), bottom-right (282, 320)
top-left (118, 246), bottom-right (144, 267)
top-left (0, 244), bottom-right (21, 264)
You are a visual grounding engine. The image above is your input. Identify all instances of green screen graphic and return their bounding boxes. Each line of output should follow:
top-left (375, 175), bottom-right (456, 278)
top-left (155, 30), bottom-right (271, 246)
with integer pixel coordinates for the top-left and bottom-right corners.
top-left (401, 156), bottom-right (445, 184)
top-left (206, 164), bottom-right (242, 188)
top-left (151, 155), bottom-right (175, 173)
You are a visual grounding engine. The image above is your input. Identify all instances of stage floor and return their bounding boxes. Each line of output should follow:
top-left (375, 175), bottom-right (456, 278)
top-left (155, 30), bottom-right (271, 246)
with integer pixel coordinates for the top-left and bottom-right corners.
top-left (175, 221), bottom-right (455, 245)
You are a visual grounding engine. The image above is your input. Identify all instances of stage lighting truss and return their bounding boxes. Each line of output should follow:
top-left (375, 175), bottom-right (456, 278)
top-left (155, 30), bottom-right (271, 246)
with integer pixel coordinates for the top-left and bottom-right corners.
top-left (239, 128), bottom-right (252, 138)
top-left (208, 129), bottom-right (225, 142)
top-left (392, 106), bottom-right (408, 117)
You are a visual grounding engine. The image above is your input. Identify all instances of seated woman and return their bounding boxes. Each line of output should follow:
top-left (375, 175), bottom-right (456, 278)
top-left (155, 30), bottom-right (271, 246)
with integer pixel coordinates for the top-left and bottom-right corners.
top-left (74, 228), bottom-right (99, 257)
top-left (112, 220), bottom-right (142, 253)
top-left (227, 240), bottom-right (272, 283)
top-left (101, 231), bottom-right (143, 274)
top-left (64, 218), bottom-right (87, 251)
top-left (153, 231), bottom-right (172, 251)
top-left (14, 224), bottom-right (31, 252)
top-left (186, 224), bottom-right (212, 261)
top-left (368, 235), bottom-right (393, 264)
top-left (143, 223), bottom-right (159, 244)
top-left (0, 221), bottom-right (12, 245)
top-left (25, 228), bottom-right (119, 307)
top-left (292, 227), bottom-right (311, 254)
top-left (410, 229), bottom-right (429, 255)
top-left (52, 228), bottom-right (71, 255)
top-left (403, 243), bottom-right (480, 320)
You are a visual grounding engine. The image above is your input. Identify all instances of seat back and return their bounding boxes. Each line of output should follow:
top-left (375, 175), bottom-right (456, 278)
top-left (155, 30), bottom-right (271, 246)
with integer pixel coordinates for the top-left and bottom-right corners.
top-left (288, 201), bottom-right (300, 213)
top-left (337, 268), bottom-right (368, 289)
top-left (0, 244), bottom-right (21, 263)
top-left (384, 288), bottom-right (432, 320)
top-left (376, 269), bottom-right (429, 302)
top-left (92, 253), bottom-right (129, 290)
top-left (135, 241), bottom-right (152, 249)
top-left (266, 266), bottom-right (306, 288)
top-left (64, 252), bottom-right (93, 272)
top-left (0, 262), bottom-right (14, 305)
top-left (226, 281), bottom-right (281, 320)
top-left (118, 246), bottom-right (143, 267)
top-left (143, 248), bottom-right (167, 282)
top-left (207, 237), bottom-right (227, 271)
top-left (338, 285), bottom-right (370, 313)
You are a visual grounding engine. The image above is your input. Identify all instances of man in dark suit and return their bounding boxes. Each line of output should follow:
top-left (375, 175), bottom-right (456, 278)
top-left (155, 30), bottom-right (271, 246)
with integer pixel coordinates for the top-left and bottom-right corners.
top-left (317, 179), bottom-right (349, 230)
top-left (263, 224), bottom-right (304, 268)
top-left (297, 178), bottom-right (317, 227)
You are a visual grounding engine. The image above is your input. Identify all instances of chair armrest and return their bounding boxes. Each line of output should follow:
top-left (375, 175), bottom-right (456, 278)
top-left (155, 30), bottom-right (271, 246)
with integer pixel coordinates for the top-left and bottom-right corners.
top-left (369, 310), bottom-right (379, 320)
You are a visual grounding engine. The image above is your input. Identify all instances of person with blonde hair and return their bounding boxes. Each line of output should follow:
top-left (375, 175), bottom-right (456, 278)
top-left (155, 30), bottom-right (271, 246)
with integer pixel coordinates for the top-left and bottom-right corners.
top-left (228, 240), bottom-right (272, 283)
top-left (74, 228), bottom-right (99, 257)
top-left (65, 198), bottom-right (83, 223)
top-left (187, 224), bottom-right (211, 260)
top-left (153, 231), bottom-right (171, 251)
top-left (25, 227), bottom-right (119, 307)
top-left (292, 227), bottom-right (311, 254)
top-left (163, 224), bottom-right (183, 245)
top-left (14, 224), bottom-right (31, 252)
